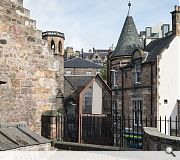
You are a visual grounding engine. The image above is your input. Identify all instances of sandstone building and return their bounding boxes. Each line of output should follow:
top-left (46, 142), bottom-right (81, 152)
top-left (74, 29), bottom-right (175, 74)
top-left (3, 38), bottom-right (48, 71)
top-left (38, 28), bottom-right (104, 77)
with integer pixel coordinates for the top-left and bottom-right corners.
top-left (82, 48), bottom-right (109, 66)
top-left (0, 0), bottom-right (64, 136)
top-left (64, 57), bottom-right (101, 76)
top-left (64, 46), bottom-right (81, 60)
top-left (108, 4), bottom-right (180, 145)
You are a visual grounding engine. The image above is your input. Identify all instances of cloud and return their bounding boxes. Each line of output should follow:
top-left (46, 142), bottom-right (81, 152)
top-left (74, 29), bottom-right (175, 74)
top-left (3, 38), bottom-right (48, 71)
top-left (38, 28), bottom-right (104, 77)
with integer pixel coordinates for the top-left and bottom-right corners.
top-left (24, 0), bottom-right (178, 51)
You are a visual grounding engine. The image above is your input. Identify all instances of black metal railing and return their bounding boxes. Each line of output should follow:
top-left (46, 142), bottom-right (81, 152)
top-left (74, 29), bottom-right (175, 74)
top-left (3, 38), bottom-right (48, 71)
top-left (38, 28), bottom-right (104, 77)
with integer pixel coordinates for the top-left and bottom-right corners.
top-left (81, 115), bottom-right (112, 145)
top-left (42, 114), bottom-right (180, 149)
top-left (113, 116), bottom-right (180, 149)
top-left (41, 114), bottom-right (112, 145)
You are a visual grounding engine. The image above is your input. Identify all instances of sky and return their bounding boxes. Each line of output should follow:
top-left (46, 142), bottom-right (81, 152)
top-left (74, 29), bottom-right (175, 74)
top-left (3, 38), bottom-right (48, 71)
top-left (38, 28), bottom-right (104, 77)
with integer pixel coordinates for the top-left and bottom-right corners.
top-left (24, 0), bottom-right (178, 51)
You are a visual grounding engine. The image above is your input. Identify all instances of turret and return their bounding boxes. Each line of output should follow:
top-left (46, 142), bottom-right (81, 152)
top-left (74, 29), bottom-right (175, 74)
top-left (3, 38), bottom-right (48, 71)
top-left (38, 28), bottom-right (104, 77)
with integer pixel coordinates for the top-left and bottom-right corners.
top-left (42, 31), bottom-right (65, 56)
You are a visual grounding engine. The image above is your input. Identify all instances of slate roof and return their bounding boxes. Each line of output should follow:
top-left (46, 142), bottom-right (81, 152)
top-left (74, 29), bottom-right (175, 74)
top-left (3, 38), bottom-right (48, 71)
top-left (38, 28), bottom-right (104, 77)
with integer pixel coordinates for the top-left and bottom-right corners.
top-left (82, 52), bottom-right (94, 59)
top-left (83, 50), bottom-right (108, 60)
top-left (99, 53), bottom-right (108, 59)
top-left (145, 34), bottom-right (175, 62)
top-left (64, 75), bottom-right (94, 91)
top-left (64, 58), bottom-right (101, 68)
top-left (111, 16), bottom-right (142, 58)
top-left (94, 49), bottom-right (109, 53)
top-left (0, 123), bottom-right (50, 151)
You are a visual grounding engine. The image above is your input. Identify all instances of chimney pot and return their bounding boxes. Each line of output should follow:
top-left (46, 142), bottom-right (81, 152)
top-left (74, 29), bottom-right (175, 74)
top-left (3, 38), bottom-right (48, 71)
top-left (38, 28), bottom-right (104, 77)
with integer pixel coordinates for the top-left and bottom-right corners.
top-left (172, 5), bottom-right (180, 36)
top-left (178, 6), bottom-right (180, 11)
top-left (175, 5), bottom-right (178, 11)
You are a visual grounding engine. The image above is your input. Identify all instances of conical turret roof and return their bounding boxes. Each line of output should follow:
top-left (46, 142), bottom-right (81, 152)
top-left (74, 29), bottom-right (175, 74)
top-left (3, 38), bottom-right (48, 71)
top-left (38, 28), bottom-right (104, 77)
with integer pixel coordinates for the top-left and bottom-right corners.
top-left (111, 16), bottom-right (142, 58)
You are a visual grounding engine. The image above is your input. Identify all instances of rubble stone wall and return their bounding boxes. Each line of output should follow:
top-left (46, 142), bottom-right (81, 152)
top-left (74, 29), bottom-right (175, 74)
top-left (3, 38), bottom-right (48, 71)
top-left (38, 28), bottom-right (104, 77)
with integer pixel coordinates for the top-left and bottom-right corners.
top-left (0, 0), bottom-right (64, 134)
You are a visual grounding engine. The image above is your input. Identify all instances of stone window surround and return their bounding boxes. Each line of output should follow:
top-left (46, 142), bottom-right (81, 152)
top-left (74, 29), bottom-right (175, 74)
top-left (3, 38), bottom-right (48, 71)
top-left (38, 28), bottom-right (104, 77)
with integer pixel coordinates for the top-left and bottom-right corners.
top-left (131, 97), bottom-right (143, 126)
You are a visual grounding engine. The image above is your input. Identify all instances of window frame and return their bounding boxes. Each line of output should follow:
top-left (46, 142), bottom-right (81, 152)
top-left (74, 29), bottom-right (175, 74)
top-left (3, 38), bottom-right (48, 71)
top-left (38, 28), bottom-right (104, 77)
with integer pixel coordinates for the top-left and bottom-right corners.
top-left (133, 100), bottom-right (142, 126)
top-left (134, 63), bottom-right (141, 85)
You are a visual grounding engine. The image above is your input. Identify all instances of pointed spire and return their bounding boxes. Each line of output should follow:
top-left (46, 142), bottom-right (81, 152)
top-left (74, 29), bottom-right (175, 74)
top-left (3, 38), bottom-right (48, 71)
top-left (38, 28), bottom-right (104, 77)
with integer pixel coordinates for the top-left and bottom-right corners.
top-left (128, 1), bottom-right (131, 16)
top-left (111, 3), bottom-right (142, 58)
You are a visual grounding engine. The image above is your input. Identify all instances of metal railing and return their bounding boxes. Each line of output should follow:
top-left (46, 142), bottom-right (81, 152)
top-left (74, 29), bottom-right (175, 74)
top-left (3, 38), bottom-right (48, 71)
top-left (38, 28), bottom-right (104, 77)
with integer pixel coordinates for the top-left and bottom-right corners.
top-left (113, 116), bottom-right (180, 149)
top-left (41, 115), bottom-right (180, 149)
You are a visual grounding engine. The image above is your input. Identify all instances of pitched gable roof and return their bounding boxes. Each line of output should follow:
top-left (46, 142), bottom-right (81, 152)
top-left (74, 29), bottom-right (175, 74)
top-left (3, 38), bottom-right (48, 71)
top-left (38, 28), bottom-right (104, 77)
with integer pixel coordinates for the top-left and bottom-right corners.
top-left (111, 16), bottom-right (142, 58)
top-left (64, 58), bottom-right (101, 68)
top-left (145, 34), bottom-right (175, 62)
top-left (64, 75), bottom-right (94, 91)
top-left (65, 74), bottom-right (111, 94)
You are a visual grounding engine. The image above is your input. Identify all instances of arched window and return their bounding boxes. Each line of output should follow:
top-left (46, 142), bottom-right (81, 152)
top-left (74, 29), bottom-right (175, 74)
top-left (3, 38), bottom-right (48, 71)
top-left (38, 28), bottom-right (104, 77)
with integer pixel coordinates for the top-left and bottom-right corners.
top-left (58, 41), bottom-right (62, 53)
top-left (51, 40), bottom-right (55, 51)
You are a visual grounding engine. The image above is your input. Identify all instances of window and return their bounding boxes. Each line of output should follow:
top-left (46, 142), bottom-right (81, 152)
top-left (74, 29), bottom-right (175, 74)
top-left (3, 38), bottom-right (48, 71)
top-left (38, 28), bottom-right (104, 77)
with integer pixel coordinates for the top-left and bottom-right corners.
top-left (111, 68), bottom-right (118, 87)
top-left (86, 72), bottom-right (92, 75)
top-left (164, 99), bottom-right (168, 104)
top-left (65, 71), bottom-right (71, 75)
top-left (83, 91), bottom-right (92, 113)
top-left (134, 63), bottom-right (141, 84)
top-left (51, 40), bottom-right (55, 51)
top-left (58, 41), bottom-right (62, 53)
top-left (133, 100), bottom-right (142, 126)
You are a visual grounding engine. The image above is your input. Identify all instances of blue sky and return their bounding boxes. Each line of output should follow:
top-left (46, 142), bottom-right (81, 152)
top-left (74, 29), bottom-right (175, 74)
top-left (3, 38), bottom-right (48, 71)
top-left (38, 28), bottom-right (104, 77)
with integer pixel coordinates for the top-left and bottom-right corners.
top-left (24, 0), bottom-right (178, 51)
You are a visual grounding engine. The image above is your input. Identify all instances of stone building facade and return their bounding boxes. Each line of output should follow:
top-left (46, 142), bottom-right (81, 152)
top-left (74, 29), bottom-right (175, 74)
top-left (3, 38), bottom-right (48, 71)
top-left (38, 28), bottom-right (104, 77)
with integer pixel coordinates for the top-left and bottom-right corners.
top-left (108, 4), bottom-right (180, 139)
top-left (82, 48), bottom-right (109, 66)
top-left (0, 0), bottom-right (64, 134)
top-left (64, 46), bottom-right (81, 60)
top-left (64, 57), bottom-right (101, 76)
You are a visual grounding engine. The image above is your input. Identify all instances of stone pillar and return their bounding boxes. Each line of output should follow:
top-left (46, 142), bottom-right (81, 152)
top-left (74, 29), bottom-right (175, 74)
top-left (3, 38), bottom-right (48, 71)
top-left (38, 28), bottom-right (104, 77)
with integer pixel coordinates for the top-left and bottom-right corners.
top-left (55, 90), bottom-right (64, 141)
top-left (55, 89), bottom-right (64, 113)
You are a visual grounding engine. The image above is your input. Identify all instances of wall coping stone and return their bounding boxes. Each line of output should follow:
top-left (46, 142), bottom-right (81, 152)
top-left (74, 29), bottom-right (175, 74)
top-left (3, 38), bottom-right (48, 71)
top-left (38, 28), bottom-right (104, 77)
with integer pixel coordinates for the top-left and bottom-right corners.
top-left (144, 127), bottom-right (180, 141)
top-left (54, 141), bottom-right (138, 151)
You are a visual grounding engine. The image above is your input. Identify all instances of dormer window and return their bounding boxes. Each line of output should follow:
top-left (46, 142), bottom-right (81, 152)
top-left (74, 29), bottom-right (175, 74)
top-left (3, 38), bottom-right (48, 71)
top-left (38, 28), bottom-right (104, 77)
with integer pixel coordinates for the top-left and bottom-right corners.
top-left (134, 63), bottom-right (141, 85)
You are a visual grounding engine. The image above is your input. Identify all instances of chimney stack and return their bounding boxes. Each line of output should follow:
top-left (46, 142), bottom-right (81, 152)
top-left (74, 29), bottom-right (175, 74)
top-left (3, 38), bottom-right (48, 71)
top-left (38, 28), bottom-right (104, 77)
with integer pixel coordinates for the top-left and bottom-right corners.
top-left (171, 5), bottom-right (180, 36)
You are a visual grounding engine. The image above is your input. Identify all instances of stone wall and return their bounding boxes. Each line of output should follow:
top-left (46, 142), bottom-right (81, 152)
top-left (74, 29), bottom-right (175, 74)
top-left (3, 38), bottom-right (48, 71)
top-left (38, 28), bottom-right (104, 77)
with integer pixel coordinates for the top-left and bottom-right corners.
top-left (54, 141), bottom-right (137, 151)
top-left (0, 0), bottom-right (64, 134)
top-left (143, 127), bottom-right (180, 151)
top-left (12, 143), bottom-right (51, 151)
top-left (112, 62), bottom-right (157, 121)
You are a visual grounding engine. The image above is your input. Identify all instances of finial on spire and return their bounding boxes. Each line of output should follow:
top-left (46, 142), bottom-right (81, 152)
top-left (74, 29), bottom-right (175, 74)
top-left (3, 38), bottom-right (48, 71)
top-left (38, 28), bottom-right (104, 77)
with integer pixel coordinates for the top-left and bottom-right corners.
top-left (128, 1), bottom-right (131, 16)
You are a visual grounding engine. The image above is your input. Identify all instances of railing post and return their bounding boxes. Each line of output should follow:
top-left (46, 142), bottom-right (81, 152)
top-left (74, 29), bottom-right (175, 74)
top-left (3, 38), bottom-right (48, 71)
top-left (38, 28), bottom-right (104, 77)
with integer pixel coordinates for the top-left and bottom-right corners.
top-left (176, 116), bottom-right (178, 136)
top-left (160, 116), bottom-right (161, 132)
top-left (165, 116), bottom-right (167, 135)
top-left (170, 116), bottom-right (172, 136)
top-left (128, 116), bottom-right (130, 148)
top-left (145, 116), bottom-right (147, 127)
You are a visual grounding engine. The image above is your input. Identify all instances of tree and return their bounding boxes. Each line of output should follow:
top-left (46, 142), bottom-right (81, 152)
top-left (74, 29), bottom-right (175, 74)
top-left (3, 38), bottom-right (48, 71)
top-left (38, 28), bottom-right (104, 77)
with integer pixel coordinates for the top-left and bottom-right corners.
top-left (100, 63), bottom-right (107, 80)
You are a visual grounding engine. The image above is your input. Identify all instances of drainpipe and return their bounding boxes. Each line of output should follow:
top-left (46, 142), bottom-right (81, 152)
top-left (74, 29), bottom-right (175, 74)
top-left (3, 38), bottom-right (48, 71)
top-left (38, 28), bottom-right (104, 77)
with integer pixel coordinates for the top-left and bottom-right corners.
top-left (122, 69), bottom-right (124, 118)
top-left (150, 62), bottom-right (154, 127)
